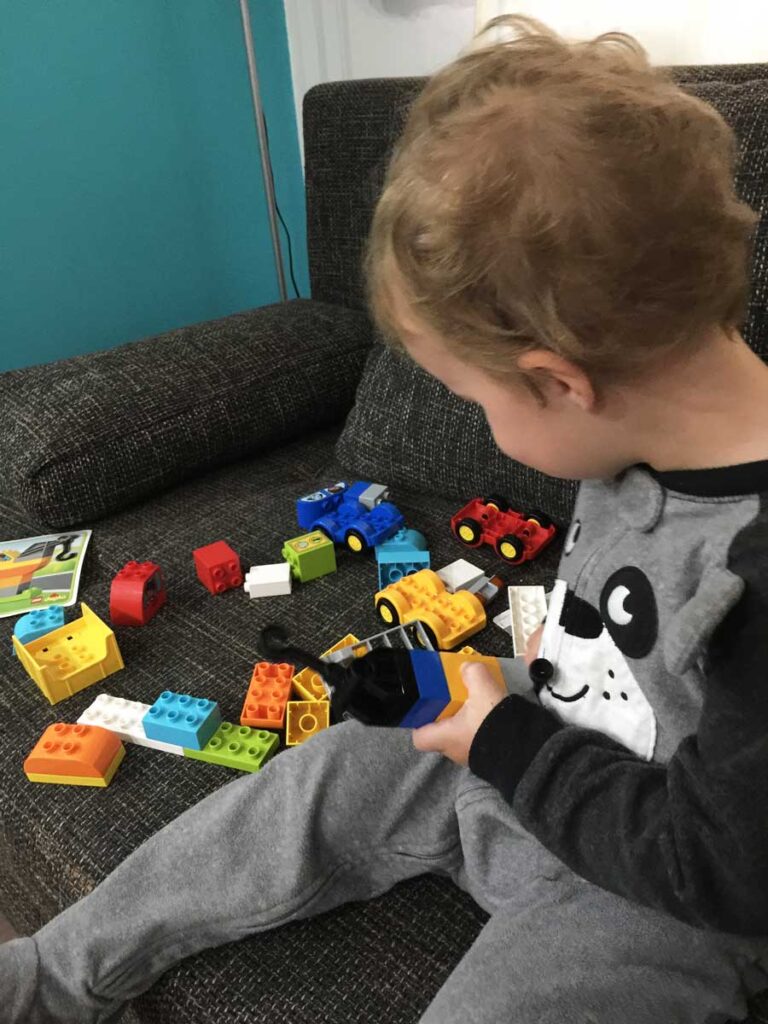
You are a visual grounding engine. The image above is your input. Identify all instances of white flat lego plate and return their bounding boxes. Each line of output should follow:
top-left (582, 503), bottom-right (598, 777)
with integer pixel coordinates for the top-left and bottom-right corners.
top-left (508, 586), bottom-right (547, 657)
top-left (78, 693), bottom-right (185, 755)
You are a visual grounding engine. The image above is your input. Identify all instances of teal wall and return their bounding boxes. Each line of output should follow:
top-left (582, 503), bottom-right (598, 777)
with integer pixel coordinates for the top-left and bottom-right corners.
top-left (1, 0), bottom-right (308, 372)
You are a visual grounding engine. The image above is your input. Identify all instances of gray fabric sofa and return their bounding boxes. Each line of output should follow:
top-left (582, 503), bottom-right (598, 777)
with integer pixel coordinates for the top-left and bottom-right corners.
top-left (1, 65), bottom-right (767, 1023)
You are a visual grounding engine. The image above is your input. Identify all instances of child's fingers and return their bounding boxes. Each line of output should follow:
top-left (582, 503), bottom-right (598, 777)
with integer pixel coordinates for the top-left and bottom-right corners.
top-left (412, 718), bottom-right (454, 753)
top-left (460, 661), bottom-right (506, 700)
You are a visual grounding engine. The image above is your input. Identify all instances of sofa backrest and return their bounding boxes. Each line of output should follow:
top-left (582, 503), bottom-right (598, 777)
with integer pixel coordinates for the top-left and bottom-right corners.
top-left (303, 64), bottom-right (768, 360)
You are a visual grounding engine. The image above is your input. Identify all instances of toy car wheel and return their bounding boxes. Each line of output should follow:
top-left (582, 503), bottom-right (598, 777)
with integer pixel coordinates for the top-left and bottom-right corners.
top-left (483, 494), bottom-right (509, 512)
top-left (453, 517), bottom-right (482, 547)
top-left (496, 534), bottom-right (527, 564)
top-left (522, 508), bottom-right (553, 529)
top-left (376, 597), bottom-right (401, 626)
top-left (414, 622), bottom-right (439, 650)
top-left (345, 529), bottom-right (368, 554)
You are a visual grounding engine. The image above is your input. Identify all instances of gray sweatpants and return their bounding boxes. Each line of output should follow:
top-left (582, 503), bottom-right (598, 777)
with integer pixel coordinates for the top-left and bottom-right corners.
top-left (2, 719), bottom-right (767, 1023)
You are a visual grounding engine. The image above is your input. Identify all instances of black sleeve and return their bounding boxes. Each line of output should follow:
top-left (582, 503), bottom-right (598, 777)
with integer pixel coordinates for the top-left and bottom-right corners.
top-left (468, 507), bottom-right (768, 935)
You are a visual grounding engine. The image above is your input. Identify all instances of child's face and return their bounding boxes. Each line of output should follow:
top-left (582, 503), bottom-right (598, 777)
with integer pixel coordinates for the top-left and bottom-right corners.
top-left (398, 314), bottom-right (635, 481)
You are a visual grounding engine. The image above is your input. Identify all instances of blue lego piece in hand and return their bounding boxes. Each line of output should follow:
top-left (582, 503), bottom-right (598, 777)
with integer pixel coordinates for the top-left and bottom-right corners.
top-left (12, 606), bottom-right (66, 655)
top-left (398, 650), bottom-right (450, 729)
top-left (142, 691), bottom-right (221, 750)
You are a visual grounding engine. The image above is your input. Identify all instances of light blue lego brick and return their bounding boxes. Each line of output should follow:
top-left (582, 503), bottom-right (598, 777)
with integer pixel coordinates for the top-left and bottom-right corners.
top-left (377, 528), bottom-right (428, 553)
top-left (143, 691), bottom-right (221, 750)
top-left (12, 606), bottom-right (66, 655)
top-left (398, 650), bottom-right (450, 729)
top-left (376, 552), bottom-right (431, 590)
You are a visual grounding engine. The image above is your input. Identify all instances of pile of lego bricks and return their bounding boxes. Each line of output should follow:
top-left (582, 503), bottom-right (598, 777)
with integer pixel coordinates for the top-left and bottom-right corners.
top-left (11, 479), bottom-right (554, 788)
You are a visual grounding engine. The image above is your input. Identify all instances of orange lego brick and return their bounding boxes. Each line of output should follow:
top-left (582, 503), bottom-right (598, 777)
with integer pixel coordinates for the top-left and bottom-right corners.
top-left (23, 723), bottom-right (125, 783)
top-left (292, 633), bottom-right (360, 701)
top-left (285, 701), bottom-right (330, 746)
top-left (26, 747), bottom-right (125, 787)
top-left (436, 652), bottom-right (507, 721)
top-left (240, 661), bottom-right (294, 729)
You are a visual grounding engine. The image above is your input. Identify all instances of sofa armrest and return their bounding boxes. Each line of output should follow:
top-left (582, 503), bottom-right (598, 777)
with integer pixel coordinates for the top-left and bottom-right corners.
top-left (0, 300), bottom-right (373, 528)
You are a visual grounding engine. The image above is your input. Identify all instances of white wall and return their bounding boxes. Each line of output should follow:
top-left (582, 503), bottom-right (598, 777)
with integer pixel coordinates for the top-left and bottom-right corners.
top-left (476, 0), bottom-right (768, 66)
top-left (284, 0), bottom-right (476, 160)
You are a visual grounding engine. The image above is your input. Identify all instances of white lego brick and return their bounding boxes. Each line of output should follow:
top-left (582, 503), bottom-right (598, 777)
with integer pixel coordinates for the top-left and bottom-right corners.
top-left (508, 586), bottom-right (547, 658)
top-left (493, 608), bottom-right (513, 634)
top-left (436, 558), bottom-right (485, 594)
top-left (244, 563), bottom-right (292, 598)
top-left (77, 693), bottom-right (184, 755)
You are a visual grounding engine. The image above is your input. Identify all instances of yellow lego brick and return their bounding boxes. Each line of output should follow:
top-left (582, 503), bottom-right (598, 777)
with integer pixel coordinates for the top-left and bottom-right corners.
top-left (436, 652), bottom-right (507, 721)
top-left (292, 633), bottom-right (360, 700)
top-left (285, 701), bottom-right (330, 746)
top-left (375, 569), bottom-right (486, 650)
top-left (25, 744), bottom-right (125, 786)
top-left (12, 603), bottom-right (124, 705)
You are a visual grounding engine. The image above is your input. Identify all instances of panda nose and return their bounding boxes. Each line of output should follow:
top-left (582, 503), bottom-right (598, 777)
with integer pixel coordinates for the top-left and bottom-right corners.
top-left (528, 658), bottom-right (554, 693)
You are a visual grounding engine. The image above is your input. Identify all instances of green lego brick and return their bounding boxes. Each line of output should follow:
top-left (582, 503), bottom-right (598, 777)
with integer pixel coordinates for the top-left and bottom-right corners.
top-left (281, 530), bottom-right (337, 582)
top-left (183, 722), bottom-right (279, 772)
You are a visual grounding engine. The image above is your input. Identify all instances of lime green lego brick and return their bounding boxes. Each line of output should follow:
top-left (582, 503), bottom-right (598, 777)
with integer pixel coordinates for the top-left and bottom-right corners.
top-left (280, 531), bottom-right (337, 582)
top-left (182, 722), bottom-right (279, 772)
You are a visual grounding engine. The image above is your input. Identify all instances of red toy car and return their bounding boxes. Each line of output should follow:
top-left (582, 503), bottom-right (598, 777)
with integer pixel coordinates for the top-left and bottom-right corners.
top-left (450, 495), bottom-right (556, 565)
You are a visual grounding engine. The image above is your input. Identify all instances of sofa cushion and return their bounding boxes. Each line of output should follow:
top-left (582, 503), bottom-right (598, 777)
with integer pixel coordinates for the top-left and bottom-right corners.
top-left (0, 299), bottom-right (373, 529)
top-left (0, 424), bottom-right (562, 1023)
top-left (335, 75), bottom-right (768, 522)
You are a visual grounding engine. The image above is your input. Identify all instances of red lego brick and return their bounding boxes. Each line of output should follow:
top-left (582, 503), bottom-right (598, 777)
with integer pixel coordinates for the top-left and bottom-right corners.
top-left (193, 541), bottom-right (243, 595)
top-left (109, 561), bottom-right (167, 626)
top-left (240, 661), bottom-right (294, 729)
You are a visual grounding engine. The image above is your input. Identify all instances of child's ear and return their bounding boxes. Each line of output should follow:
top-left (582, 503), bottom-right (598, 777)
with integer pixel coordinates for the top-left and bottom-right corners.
top-left (516, 349), bottom-right (596, 411)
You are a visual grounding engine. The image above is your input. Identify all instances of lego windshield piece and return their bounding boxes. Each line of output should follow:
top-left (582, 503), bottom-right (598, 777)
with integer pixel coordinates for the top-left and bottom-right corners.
top-left (322, 621), bottom-right (434, 666)
top-left (0, 530), bottom-right (92, 619)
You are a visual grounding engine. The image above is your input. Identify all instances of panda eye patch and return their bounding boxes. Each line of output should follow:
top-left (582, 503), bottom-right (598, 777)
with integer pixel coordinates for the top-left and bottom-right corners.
top-left (599, 566), bottom-right (657, 659)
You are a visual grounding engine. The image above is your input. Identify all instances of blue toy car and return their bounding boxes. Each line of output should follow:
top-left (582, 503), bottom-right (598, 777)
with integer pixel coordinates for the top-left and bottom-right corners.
top-left (296, 481), bottom-right (405, 553)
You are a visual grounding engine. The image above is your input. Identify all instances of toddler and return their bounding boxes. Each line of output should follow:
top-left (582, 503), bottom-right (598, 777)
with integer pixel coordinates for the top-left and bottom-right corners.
top-left (3, 15), bottom-right (768, 1023)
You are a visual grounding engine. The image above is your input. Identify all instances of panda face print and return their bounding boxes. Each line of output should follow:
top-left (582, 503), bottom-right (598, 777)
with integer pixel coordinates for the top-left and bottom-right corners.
top-left (537, 571), bottom-right (659, 760)
top-left (563, 519), bottom-right (581, 556)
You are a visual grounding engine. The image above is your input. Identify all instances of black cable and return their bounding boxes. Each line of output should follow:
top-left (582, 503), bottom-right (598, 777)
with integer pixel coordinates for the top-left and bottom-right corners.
top-left (262, 115), bottom-right (302, 299)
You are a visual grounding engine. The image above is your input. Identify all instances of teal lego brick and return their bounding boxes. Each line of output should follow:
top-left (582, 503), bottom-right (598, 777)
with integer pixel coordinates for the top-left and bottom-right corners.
top-left (183, 722), bottom-right (279, 772)
top-left (12, 606), bottom-right (66, 655)
top-left (399, 650), bottom-right (450, 729)
top-left (143, 691), bottom-right (221, 750)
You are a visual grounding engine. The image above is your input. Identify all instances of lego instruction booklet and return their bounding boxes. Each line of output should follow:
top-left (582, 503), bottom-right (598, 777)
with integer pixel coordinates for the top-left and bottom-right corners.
top-left (0, 530), bottom-right (92, 619)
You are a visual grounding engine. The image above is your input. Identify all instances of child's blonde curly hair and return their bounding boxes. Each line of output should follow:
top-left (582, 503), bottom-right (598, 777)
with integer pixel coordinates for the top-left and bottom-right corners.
top-left (365, 15), bottom-right (758, 392)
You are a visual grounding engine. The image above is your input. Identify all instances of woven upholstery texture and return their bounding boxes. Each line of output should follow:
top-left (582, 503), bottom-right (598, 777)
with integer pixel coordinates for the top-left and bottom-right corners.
top-left (0, 427), bottom-right (562, 1023)
top-left (330, 70), bottom-right (768, 515)
top-left (0, 299), bottom-right (373, 528)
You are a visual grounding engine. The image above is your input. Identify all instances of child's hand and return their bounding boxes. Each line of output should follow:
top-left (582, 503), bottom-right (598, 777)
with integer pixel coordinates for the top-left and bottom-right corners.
top-left (524, 623), bottom-right (544, 665)
top-left (411, 662), bottom-right (508, 766)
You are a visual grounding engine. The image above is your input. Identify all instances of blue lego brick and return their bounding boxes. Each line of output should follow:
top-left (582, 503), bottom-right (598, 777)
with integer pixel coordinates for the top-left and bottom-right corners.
top-left (377, 528), bottom-right (428, 553)
top-left (398, 650), bottom-right (450, 729)
top-left (296, 482), bottom-right (350, 530)
top-left (12, 606), bottom-right (66, 655)
top-left (376, 552), bottom-right (431, 590)
top-left (142, 691), bottom-right (222, 750)
top-left (297, 481), bottom-right (404, 548)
